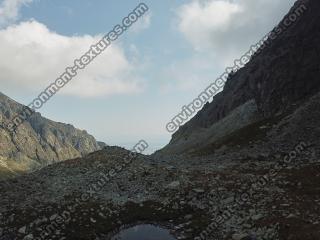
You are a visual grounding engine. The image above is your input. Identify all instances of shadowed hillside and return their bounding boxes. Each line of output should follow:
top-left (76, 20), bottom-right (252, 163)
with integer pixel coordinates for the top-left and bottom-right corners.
top-left (156, 0), bottom-right (320, 155)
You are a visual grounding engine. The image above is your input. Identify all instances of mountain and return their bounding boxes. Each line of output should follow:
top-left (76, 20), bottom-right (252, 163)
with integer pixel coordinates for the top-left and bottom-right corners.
top-left (156, 0), bottom-right (320, 155)
top-left (0, 92), bottom-right (105, 177)
top-left (1, 1), bottom-right (320, 240)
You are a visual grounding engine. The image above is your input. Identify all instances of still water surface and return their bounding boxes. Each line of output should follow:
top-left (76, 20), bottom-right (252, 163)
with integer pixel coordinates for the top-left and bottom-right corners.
top-left (111, 224), bottom-right (176, 240)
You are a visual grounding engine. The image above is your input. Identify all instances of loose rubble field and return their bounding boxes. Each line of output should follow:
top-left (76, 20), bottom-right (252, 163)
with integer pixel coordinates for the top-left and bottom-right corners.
top-left (1, 93), bottom-right (320, 240)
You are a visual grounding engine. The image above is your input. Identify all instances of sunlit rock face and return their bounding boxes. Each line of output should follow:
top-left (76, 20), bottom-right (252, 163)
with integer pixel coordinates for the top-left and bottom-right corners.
top-left (0, 92), bottom-right (104, 176)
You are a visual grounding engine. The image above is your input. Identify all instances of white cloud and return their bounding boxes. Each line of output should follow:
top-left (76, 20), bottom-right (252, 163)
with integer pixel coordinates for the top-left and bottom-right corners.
top-left (129, 12), bottom-right (152, 34)
top-left (178, 0), bottom-right (242, 51)
top-left (0, 20), bottom-right (144, 97)
top-left (0, 0), bottom-right (33, 27)
top-left (177, 0), bottom-right (296, 66)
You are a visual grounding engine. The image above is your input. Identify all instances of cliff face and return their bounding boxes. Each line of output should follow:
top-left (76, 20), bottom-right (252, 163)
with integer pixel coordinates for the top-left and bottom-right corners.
top-left (158, 0), bottom-right (320, 155)
top-left (0, 92), bottom-right (104, 175)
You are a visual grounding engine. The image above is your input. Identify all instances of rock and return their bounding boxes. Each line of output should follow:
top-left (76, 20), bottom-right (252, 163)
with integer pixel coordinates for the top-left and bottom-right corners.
top-left (223, 197), bottom-right (235, 204)
top-left (286, 214), bottom-right (296, 219)
top-left (50, 214), bottom-right (58, 221)
top-left (232, 233), bottom-right (250, 240)
top-left (23, 234), bottom-right (33, 240)
top-left (251, 214), bottom-right (263, 221)
top-left (166, 166), bottom-right (177, 171)
top-left (0, 92), bottom-right (105, 177)
top-left (192, 188), bottom-right (205, 194)
top-left (155, 0), bottom-right (320, 156)
top-left (166, 181), bottom-right (180, 189)
top-left (18, 226), bottom-right (26, 234)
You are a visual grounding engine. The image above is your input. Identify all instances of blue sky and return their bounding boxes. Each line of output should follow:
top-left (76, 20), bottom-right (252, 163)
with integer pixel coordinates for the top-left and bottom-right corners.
top-left (0, 0), bottom-right (296, 153)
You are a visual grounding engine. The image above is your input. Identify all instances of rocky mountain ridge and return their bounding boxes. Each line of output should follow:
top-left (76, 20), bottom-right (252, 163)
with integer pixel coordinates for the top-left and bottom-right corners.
top-left (157, 0), bottom-right (320, 155)
top-left (1, 0), bottom-right (320, 239)
top-left (0, 92), bottom-right (105, 177)
top-left (0, 89), bottom-right (319, 239)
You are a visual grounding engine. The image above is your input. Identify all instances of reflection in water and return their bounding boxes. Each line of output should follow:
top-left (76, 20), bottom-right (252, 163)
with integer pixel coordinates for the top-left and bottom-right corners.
top-left (111, 224), bottom-right (176, 240)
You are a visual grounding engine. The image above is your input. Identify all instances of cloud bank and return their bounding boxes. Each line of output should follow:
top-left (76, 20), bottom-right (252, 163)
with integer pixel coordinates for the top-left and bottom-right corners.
top-left (0, 20), bottom-right (144, 97)
top-left (177, 0), bottom-right (296, 66)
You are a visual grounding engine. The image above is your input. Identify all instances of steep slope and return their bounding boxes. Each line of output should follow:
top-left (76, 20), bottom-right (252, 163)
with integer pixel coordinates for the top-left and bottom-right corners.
top-left (1, 1), bottom-right (320, 239)
top-left (0, 91), bottom-right (319, 239)
top-left (157, 0), bottom-right (320, 155)
top-left (0, 92), bottom-right (105, 175)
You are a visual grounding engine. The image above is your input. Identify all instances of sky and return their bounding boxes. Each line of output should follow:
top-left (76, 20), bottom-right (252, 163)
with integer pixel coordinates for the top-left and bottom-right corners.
top-left (0, 0), bottom-right (296, 154)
